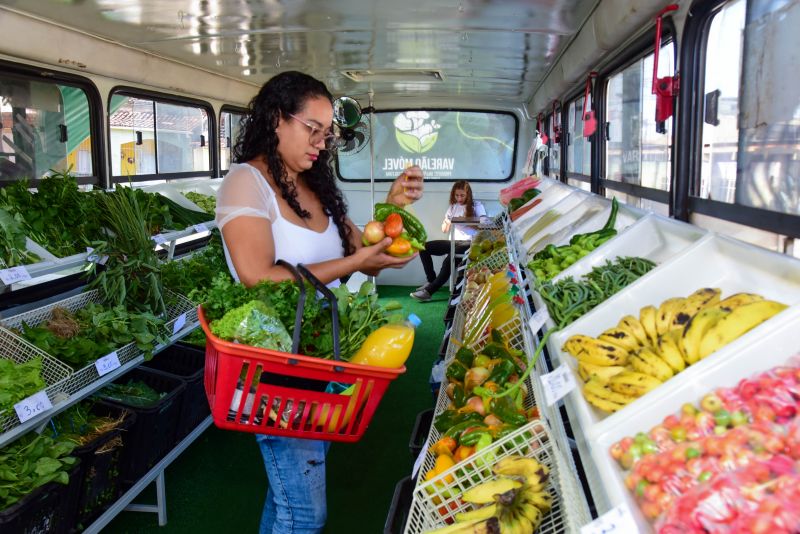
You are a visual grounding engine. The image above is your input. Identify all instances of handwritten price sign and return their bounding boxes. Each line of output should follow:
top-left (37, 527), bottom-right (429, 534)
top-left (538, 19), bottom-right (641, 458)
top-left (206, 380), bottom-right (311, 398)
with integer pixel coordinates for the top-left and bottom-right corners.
top-left (540, 364), bottom-right (577, 406)
top-left (14, 391), bottom-right (53, 423)
top-left (0, 266), bottom-right (32, 285)
top-left (581, 504), bottom-right (638, 534)
top-left (95, 351), bottom-right (121, 376)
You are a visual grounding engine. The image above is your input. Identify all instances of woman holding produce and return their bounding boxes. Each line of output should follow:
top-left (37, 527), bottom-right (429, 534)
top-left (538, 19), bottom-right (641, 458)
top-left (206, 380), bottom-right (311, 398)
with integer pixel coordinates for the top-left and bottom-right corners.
top-left (215, 71), bottom-right (424, 533)
top-left (411, 180), bottom-right (485, 302)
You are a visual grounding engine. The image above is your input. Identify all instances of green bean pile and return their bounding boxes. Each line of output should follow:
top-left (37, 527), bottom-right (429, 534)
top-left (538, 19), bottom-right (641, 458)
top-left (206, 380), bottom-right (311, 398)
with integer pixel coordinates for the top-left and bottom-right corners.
top-left (536, 256), bottom-right (656, 328)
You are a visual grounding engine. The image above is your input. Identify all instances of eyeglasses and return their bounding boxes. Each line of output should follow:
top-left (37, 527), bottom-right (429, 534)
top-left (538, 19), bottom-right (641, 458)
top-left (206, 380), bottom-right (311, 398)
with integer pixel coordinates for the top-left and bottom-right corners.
top-left (288, 113), bottom-right (339, 150)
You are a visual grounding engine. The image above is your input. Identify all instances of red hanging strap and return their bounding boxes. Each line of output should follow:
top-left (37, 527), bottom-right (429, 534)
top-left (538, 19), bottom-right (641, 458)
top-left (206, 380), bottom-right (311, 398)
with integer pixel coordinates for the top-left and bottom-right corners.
top-left (582, 71), bottom-right (598, 137)
top-left (537, 113), bottom-right (549, 144)
top-left (652, 4), bottom-right (679, 133)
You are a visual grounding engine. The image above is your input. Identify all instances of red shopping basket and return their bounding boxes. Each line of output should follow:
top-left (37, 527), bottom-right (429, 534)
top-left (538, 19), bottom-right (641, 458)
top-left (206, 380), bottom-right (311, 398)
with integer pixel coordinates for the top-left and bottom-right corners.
top-left (201, 262), bottom-right (405, 443)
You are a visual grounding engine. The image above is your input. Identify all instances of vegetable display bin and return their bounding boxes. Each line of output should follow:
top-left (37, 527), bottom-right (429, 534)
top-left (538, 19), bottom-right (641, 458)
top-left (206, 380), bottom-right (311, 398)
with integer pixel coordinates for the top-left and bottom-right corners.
top-left (200, 262), bottom-right (404, 443)
top-left (384, 475), bottom-right (414, 534)
top-left (69, 403), bottom-right (136, 530)
top-left (408, 408), bottom-right (434, 458)
top-left (0, 459), bottom-right (82, 534)
top-left (144, 341), bottom-right (209, 441)
top-left (98, 367), bottom-right (186, 486)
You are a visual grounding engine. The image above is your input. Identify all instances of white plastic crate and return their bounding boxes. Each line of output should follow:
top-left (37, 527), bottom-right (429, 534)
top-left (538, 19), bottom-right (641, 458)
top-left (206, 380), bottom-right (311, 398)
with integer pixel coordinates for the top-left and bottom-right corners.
top-left (511, 181), bottom-right (575, 230)
top-left (405, 419), bottom-right (589, 534)
top-left (519, 193), bottom-right (605, 258)
top-left (547, 232), bottom-right (800, 439)
top-left (589, 305), bottom-right (800, 532)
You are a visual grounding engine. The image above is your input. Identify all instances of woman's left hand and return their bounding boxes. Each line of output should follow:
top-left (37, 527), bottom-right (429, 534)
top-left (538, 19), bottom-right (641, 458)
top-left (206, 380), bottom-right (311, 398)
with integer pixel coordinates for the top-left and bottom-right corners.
top-left (386, 165), bottom-right (424, 207)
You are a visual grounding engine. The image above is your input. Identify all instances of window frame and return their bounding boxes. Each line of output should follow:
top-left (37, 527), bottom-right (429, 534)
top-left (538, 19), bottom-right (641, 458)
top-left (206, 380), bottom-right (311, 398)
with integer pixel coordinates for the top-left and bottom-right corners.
top-left (107, 86), bottom-right (217, 183)
top-left (595, 27), bottom-right (677, 208)
top-left (676, 0), bottom-right (800, 239)
top-left (334, 107), bottom-right (519, 183)
top-left (219, 104), bottom-right (248, 175)
top-left (563, 92), bottom-right (594, 183)
top-left (0, 59), bottom-right (105, 187)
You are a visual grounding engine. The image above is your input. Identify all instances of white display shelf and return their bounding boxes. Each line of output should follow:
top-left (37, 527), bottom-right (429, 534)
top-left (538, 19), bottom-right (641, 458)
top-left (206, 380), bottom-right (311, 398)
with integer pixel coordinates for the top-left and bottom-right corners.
top-left (589, 306), bottom-right (800, 531)
top-left (519, 192), bottom-right (605, 258)
top-left (547, 232), bottom-right (800, 440)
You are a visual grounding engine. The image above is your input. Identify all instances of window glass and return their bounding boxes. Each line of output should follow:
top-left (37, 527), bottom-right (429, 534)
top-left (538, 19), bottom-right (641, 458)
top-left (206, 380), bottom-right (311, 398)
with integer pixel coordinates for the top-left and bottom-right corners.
top-left (700, 0), bottom-right (744, 202)
top-left (550, 112), bottom-right (561, 179)
top-left (109, 93), bottom-right (211, 179)
top-left (567, 98), bottom-right (591, 176)
top-left (567, 178), bottom-right (590, 192)
top-left (605, 43), bottom-right (674, 191)
top-left (336, 110), bottom-right (516, 181)
top-left (604, 189), bottom-right (669, 216)
top-left (698, 0), bottom-right (799, 215)
top-left (220, 110), bottom-right (244, 171)
top-left (0, 79), bottom-right (94, 181)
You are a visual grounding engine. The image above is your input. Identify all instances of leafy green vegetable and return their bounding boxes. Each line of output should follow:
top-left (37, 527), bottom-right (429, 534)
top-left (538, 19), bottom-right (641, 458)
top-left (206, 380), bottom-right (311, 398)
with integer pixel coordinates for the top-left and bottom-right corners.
top-left (99, 380), bottom-right (165, 407)
top-left (0, 433), bottom-right (76, 508)
top-left (182, 192), bottom-right (216, 216)
top-left (0, 207), bottom-right (40, 267)
top-left (161, 232), bottom-right (231, 303)
top-left (0, 357), bottom-right (46, 415)
top-left (210, 300), bottom-right (293, 351)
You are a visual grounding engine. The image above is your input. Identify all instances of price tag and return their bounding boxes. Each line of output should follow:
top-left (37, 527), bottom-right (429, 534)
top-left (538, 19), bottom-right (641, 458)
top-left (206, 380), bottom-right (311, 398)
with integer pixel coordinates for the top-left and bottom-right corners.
top-left (152, 234), bottom-right (168, 245)
top-left (14, 391), bottom-right (53, 423)
top-left (540, 364), bottom-right (577, 406)
top-left (450, 295), bottom-right (461, 306)
top-left (85, 247), bottom-right (108, 265)
top-left (172, 313), bottom-right (187, 334)
top-left (0, 266), bottom-right (32, 285)
top-left (95, 351), bottom-right (121, 376)
top-left (412, 436), bottom-right (430, 479)
top-left (193, 223), bottom-right (209, 233)
top-left (581, 503), bottom-right (638, 534)
top-left (528, 308), bottom-right (550, 335)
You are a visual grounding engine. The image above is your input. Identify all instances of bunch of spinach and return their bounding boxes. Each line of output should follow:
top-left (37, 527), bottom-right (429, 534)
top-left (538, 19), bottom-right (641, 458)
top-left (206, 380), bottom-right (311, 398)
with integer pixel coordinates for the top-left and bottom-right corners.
top-left (0, 433), bottom-right (76, 508)
top-left (18, 304), bottom-right (169, 368)
top-left (182, 191), bottom-right (216, 216)
top-left (98, 380), bottom-right (165, 408)
top-left (0, 171), bottom-right (102, 257)
top-left (161, 232), bottom-right (230, 303)
top-left (0, 207), bottom-right (40, 267)
top-left (0, 357), bottom-right (46, 416)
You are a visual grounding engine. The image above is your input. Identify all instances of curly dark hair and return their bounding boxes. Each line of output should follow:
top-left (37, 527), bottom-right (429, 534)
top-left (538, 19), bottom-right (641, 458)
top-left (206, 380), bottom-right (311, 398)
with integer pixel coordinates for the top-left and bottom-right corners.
top-left (232, 71), bottom-right (353, 255)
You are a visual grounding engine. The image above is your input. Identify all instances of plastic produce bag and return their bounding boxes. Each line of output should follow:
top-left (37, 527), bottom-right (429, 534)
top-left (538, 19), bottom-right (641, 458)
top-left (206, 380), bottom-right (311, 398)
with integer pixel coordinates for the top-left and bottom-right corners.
top-left (211, 300), bottom-right (293, 352)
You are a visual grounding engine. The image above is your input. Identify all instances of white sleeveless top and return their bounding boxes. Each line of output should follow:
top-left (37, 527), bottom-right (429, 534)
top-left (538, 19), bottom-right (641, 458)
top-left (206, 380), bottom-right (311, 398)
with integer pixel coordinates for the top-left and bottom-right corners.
top-left (215, 163), bottom-right (345, 283)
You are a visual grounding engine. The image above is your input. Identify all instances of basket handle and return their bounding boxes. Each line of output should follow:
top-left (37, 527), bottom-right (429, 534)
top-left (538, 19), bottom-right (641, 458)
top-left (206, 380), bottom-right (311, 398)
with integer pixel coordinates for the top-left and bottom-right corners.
top-left (296, 264), bottom-right (343, 369)
top-left (276, 259), bottom-right (306, 355)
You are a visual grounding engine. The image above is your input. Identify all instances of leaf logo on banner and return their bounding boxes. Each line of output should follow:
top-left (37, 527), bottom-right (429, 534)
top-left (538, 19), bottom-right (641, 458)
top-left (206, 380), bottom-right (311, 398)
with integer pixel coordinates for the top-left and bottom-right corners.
top-left (393, 112), bottom-right (440, 153)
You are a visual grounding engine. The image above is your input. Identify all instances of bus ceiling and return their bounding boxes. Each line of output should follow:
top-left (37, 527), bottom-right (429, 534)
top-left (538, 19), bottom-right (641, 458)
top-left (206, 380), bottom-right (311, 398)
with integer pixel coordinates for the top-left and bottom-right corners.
top-left (0, 0), bottom-right (677, 107)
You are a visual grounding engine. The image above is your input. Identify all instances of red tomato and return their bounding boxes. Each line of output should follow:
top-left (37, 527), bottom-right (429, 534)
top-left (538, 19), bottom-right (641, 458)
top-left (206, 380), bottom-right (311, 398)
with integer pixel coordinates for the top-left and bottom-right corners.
top-left (383, 213), bottom-right (404, 238)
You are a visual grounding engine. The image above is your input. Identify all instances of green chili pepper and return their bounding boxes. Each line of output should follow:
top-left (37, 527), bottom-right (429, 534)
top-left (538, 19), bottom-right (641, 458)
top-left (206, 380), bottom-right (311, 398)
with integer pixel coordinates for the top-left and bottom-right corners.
top-left (454, 347), bottom-right (475, 369)
top-left (487, 360), bottom-right (516, 385)
top-left (460, 428), bottom-right (491, 447)
top-left (446, 361), bottom-right (468, 382)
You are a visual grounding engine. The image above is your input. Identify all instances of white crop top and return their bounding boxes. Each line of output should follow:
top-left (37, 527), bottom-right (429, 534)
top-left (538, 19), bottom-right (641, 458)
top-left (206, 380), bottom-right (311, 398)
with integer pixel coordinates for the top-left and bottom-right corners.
top-left (215, 163), bottom-right (345, 283)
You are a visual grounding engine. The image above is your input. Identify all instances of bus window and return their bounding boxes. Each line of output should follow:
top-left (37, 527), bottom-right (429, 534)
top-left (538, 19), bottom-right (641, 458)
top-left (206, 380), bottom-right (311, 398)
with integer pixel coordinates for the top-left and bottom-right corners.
top-left (604, 42), bottom-right (674, 195)
top-left (109, 92), bottom-right (211, 181)
top-left (0, 78), bottom-right (94, 182)
top-left (336, 110), bottom-right (517, 182)
top-left (698, 0), bottom-right (798, 216)
top-left (548, 113), bottom-right (561, 180)
top-left (605, 189), bottom-right (669, 216)
top-left (220, 109), bottom-right (245, 173)
top-left (567, 97), bottom-right (591, 179)
top-left (568, 178), bottom-right (591, 191)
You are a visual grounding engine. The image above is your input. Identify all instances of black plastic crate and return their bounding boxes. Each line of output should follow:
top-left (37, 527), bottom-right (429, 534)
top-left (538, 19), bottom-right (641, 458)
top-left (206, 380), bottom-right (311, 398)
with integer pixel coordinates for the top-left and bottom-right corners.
top-left (144, 341), bottom-right (209, 441)
top-left (408, 408), bottom-right (434, 459)
top-left (68, 403), bottom-right (136, 530)
top-left (97, 367), bottom-right (186, 486)
top-left (383, 475), bottom-right (413, 534)
top-left (0, 459), bottom-right (82, 534)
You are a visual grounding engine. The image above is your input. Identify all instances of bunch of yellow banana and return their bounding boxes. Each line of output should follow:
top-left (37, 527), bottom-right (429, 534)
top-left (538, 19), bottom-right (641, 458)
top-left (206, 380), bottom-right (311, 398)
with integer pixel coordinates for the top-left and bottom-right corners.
top-left (563, 288), bottom-right (788, 413)
top-left (426, 456), bottom-right (553, 534)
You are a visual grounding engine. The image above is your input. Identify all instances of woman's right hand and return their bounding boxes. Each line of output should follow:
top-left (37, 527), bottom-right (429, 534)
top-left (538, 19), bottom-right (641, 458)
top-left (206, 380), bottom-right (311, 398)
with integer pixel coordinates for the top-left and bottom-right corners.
top-left (354, 237), bottom-right (417, 275)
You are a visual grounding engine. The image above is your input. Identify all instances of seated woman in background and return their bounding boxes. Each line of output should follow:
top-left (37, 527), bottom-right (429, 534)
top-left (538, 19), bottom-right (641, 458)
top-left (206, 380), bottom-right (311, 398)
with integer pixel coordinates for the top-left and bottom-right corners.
top-left (410, 180), bottom-right (485, 302)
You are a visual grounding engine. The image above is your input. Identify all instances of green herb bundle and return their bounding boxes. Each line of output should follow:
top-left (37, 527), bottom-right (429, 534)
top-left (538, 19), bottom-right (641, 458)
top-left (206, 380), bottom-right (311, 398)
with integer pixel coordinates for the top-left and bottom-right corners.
top-left (161, 232), bottom-right (230, 303)
top-left (49, 400), bottom-right (126, 446)
top-left (0, 207), bottom-right (40, 267)
top-left (88, 188), bottom-right (166, 316)
top-left (0, 357), bottom-right (46, 415)
top-left (182, 191), bottom-right (216, 216)
top-left (0, 171), bottom-right (103, 257)
top-left (0, 433), bottom-right (76, 508)
top-left (18, 304), bottom-right (169, 368)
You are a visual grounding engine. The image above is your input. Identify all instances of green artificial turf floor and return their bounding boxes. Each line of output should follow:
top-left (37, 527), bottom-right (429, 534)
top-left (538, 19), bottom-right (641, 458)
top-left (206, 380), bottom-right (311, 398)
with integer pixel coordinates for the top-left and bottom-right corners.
top-left (105, 285), bottom-right (449, 533)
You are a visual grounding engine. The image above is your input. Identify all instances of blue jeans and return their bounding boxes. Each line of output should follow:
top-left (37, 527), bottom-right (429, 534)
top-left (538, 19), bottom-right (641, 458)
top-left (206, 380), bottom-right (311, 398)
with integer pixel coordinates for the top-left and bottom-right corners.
top-left (256, 434), bottom-right (330, 534)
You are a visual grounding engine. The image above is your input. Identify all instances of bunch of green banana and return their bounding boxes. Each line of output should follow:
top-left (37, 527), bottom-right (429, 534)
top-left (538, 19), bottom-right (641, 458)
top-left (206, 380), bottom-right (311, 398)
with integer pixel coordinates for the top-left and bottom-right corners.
top-left (426, 456), bottom-right (553, 534)
top-left (562, 288), bottom-right (788, 413)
